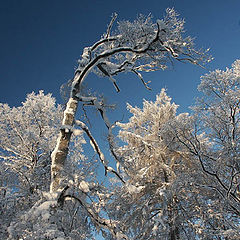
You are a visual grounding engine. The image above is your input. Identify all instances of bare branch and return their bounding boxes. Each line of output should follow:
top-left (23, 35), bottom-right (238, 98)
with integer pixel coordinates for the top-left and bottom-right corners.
top-left (90, 37), bottom-right (118, 52)
top-left (131, 69), bottom-right (152, 90)
top-left (62, 194), bottom-right (128, 239)
top-left (97, 63), bottom-right (120, 92)
top-left (106, 13), bottom-right (118, 39)
top-left (75, 120), bottom-right (125, 183)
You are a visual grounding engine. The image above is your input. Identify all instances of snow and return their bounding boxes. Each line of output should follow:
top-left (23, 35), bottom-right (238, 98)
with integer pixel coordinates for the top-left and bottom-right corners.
top-left (82, 47), bottom-right (90, 59)
top-left (30, 200), bottom-right (56, 218)
top-left (116, 232), bottom-right (128, 240)
top-left (73, 128), bottom-right (83, 136)
top-left (79, 180), bottom-right (90, 192)
top-left (62, 98), bottom-right (77, 123)
top-left (61, 124), bottom-right (73, 133)
top-left (157, 19), bottom-right (166, 30)
top-left (42, 212), bottom-right (50, 221)
top-left (126, 183), bottom-right (145, 194)
top-left (3, 9), bottom-right (234, 239)
top-left (75, 94), bottom-right (96, 102)
top-left (152, 224), bottom-right (158, 235)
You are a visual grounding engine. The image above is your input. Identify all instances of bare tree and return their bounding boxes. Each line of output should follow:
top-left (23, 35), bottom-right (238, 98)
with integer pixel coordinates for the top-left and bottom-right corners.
top-left (50, 9), bottom-right (210, 193)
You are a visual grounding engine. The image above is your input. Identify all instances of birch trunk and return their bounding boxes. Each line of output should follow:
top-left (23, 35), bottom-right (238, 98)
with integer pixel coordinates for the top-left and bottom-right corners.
top-left (50, 97), bottom-right (78, 192)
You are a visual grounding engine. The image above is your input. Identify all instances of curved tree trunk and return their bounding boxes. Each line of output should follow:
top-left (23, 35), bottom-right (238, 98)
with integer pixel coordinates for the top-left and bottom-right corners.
top-left (50, 72), bottom-right (80, 192)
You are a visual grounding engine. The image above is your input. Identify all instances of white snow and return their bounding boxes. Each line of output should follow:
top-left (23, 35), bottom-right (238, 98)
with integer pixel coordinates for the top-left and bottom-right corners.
top-left (75, 94), bottom-right (97, 102)
top-left (79, 180), bottom-right (90, 192)
top-left (126, 183), bottom-right (145, 194)
top-left (73, 129), bottom-right (83, 136)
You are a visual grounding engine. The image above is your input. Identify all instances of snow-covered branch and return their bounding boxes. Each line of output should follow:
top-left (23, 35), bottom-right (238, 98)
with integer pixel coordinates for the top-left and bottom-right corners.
top-left (71, 8), bottom-right (211, 98)
top-left (75, 120), bottom-right (125, 183)
top-left (62, 193), bottom-right (128, 239)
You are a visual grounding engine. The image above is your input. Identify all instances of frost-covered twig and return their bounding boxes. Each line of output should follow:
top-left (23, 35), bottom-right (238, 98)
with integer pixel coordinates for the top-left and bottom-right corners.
top-left (92, 99), bottom-right (125, 175)
top-left (97, 63), bottom-right (120, 92)
top-left (131, 69), bottom-right (152, 90)
top-left (62, 194), bottom-right (128, 239)
top-left (106, 13), bottom-right (118, 39)
top-left (75, 120), bottom-right (125, 183)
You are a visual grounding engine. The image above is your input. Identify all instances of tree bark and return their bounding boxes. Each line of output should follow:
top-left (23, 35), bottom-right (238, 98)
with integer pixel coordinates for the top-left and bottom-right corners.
top-left (50, 97), bottom-right (78, 192)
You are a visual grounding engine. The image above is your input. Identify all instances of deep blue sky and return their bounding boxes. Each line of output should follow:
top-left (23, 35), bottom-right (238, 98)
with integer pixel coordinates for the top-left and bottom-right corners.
top-left (1, 1), bottom-right (240, 239)
top-left (1, 0), bottom-right (240, 114)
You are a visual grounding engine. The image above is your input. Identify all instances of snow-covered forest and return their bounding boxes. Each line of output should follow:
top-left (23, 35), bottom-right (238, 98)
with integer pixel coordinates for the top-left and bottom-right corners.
top-left (0, 8), bottom-right (239, 240)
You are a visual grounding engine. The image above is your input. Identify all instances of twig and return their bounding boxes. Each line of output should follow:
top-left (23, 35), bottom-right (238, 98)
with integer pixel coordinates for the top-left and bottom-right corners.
top-left (131, 69), bottom-right (151, 90)
top-left (106, 13), bottom-right (118, 39)
top-left (74, 120), bottom-right (125, 183)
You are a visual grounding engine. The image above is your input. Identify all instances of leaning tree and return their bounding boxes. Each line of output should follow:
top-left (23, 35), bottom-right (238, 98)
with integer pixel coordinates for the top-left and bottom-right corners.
top-left (50, 8), bottom-right (210, 193)
top-left (6, 9), bottom-right (211, 239)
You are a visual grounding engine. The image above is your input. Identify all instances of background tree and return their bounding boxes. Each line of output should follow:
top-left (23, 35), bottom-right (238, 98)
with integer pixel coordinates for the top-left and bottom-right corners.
top-left (192, 60), bottom-right (240, 238)
top-left (0, 91), bottom-right (62, 238)
top-left (109, 59), bottom-right (240, 239)
top-left (162, 60), bottom-right (240, 239)
top-left (0, 92), bottom-right (94, 239)
top-left (107, 89), bottom-right (206, 239)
